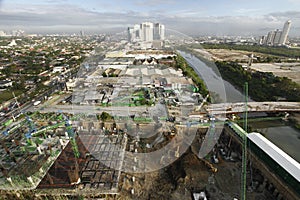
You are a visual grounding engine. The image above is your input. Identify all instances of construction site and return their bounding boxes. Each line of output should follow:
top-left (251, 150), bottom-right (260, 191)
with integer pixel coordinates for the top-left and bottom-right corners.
top-left (0, 49), bottom-right (299, 200)
top-left (1, 119), bottom-right (296, 199)
top-left (1, 115), bottom-right (293, 199)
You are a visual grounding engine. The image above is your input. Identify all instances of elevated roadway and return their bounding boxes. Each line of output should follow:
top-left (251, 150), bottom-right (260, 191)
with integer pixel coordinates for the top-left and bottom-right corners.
top-left (206, 101), bottom-right (300, 115)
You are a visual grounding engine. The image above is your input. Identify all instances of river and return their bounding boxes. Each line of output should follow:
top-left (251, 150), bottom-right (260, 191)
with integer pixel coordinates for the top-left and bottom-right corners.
top-left (249, 119), bottom-right (300, 162)
top-left (178, 50), bottom-right (251, 103)
top-left (179, 50), bottom-right (300, 163)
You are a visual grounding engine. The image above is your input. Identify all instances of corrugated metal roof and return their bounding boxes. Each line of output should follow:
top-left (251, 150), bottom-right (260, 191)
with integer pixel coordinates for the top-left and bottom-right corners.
top-left (248, 132), bottom-right (300, 182)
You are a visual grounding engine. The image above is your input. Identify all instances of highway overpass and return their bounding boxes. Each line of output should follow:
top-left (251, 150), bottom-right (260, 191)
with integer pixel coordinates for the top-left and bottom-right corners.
top-left (206, 101), bottom-right (300, 115)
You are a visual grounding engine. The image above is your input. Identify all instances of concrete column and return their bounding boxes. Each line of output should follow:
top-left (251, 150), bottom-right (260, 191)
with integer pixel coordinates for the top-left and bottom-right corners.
top-left (65, 132), bottom-right (69, 139)
top-left (27, 176), bottom-right (34, 185)
top-left (59, 138), bottom-right (64, 146)
top-left (6, 177), bottom-right (12, 185)
top-left (37, 146), bottom-right (42, 154)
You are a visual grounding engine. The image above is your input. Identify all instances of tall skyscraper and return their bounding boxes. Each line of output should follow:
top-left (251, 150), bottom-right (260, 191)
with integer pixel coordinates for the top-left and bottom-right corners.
top-left (279, 20), bottom-right (291, 45)
top-left (273, 29), bottom-right (282, 45)
top-left (160, 24), bottom-right (165, 40)
top-left (141, 22), bottom-right (154, 42)
top-left (153, 23), bottom-right (165, 40)
top-left (265, 31), bottom-right (275, 45)
top-left (80, 30), bottom-right (85, 37)
top-left (261, 20), bottom-right (292, 46)
top-left (128, 27), bottom-right (134, 42)
top-left (128, 22), bottom-right (165, 43)
top-left (133, 24), bottom-right (141, 39)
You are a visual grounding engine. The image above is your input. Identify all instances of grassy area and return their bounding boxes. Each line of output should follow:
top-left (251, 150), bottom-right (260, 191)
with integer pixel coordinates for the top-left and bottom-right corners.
top-left (197, 43), bottom-right (300, 60)
top-left (0, 89), bottom-right (24, 104)
top-left (134, 117), bottom-right (153, 122)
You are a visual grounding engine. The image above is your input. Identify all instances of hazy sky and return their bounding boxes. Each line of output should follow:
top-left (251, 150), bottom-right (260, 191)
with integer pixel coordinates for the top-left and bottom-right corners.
top-left (0, 0), bottom-right (300, 36)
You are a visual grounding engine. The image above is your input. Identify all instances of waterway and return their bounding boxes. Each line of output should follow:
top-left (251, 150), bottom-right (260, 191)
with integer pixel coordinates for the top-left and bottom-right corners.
top-left (178, 50), bottom-right (249, 103)
top-left (179, 50), bottom-right (300, 163)
top-left (248, 119), bottom-right (300, 162)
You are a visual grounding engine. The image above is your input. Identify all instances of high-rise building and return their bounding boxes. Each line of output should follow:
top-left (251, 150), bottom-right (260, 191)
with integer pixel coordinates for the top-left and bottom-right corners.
top-left (279, 20), bottom-right (291, 45)
top-left (128, 22), bottom-right (165, 43)
top-left (259, 36), bottom-right (266, 45)
top-left (80, 30), bottom-right (85, 37)
top-left (133, 24), bottom-right (141, 39)
top-left (153, 23), bottom-right (160, 40)
top-left (260, 20), bottom-right (291, 46)
top-left (273, 29), bottom-right (282, 45)
top-left (128, 24), bottom-right (142, 42)
top-left (140, 22), bottom-right (154, 42)
top-left (153, 23), bottom-right (165, 40)
top-left (160, 24), bottom-right (165, 40)
top-left (265, 31), bottom-right (275, 45)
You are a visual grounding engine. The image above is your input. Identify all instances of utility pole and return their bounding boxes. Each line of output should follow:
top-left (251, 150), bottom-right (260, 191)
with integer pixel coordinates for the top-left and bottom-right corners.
top-left (241, 82), bottom-right (248, 200)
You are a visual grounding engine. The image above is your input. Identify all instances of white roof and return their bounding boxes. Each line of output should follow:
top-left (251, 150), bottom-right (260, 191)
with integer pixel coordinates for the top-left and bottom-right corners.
top-left (248, 132), bottom-right (300, 181)
top-left (141, 68), bottom-right (148, 76)
top-left (155, 69), bottom-right (163, 75)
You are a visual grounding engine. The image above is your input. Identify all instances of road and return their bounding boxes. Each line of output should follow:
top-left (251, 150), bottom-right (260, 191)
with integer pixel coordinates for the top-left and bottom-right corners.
top-left (31, 104), bottom-right (149, 117)
top-left (207, 101), bottom-right (300, 114)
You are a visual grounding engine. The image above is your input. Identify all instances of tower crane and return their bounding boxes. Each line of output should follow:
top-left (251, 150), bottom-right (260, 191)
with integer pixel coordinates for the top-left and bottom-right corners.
top-left (58, 112), bottom-right (80, 158)
top-left (241, 82), bottom-right (248, 200)
top-left (24, 114), bottom-right (36, 140)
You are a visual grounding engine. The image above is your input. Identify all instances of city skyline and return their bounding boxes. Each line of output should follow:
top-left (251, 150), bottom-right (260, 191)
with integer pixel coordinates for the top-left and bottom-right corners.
top-left (128, 22), bottom-right (165, 42)
top-left (260, 20), bottom-right (292, 46)
top-left (0, 0), bottom-right (300, 36)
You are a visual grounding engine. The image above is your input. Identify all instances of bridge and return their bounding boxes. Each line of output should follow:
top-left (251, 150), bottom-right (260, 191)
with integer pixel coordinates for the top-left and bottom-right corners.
top-left (206, 101), bottom-right (300, 115)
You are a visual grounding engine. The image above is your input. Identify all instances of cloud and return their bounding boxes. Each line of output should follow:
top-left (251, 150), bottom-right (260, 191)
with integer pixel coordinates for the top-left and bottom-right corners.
top-left (0, 2), bottom-right (299, 36)
top-left (45, 0), bottom-right (68, 3)
top-left (287, 0), bottom-right (300, 3)
top-left (267, 11), bottom-right (300, 19)
top-left (134, 0), bottom-right (177, 6)
top-left (0, 6), bottom-right (129, 33)
top-left (235, 8), bottom-right (262, 14)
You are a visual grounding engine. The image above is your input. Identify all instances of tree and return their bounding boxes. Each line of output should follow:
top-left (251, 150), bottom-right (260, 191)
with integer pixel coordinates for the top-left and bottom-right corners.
top-left (100, 112), bottom-right (112, 121)
top-left (102, 72), bottom-right (107, 77)
top-left (1, 66), bottom-right (12, 76)
top-left (12, 81), bottom-right (25, 91)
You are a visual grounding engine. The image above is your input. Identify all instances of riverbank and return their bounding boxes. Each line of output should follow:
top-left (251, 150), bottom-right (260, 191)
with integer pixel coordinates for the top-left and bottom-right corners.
top-left (289, 113), bottom-right (300, 130)
top-left (178, 50), bottom-right (246, 103)
top-left (179, 46), bottom-right (300, 102)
